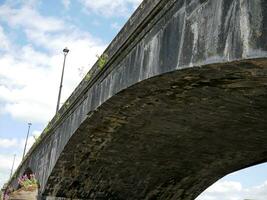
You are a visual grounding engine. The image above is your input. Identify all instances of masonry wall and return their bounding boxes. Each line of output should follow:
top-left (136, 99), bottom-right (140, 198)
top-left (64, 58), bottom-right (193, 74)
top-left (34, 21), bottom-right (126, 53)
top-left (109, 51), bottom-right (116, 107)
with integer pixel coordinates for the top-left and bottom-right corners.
top-left (6, 0), bottom-right (267, 199)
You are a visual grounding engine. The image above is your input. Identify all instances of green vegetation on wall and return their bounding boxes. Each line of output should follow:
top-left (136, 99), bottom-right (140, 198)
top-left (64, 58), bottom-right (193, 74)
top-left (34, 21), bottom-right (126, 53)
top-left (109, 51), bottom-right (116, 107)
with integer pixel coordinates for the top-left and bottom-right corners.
top-left (97, 54), bottom-right (109, 69)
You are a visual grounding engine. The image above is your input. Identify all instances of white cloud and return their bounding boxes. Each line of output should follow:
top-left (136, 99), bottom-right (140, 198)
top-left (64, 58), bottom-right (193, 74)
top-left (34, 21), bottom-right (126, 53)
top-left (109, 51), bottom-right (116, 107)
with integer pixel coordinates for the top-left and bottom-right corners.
top-left (0, 154), bottom-right (19, 171)
top-left (196, 180), bottom-right (267, 200)
top-left (0, 130), bottom-right (41, 150)
top-left (0, 3), bottom-right (106, 123)
top-left (62, 0), bottom-right (71, 10)
top-left (0, 153), bottom-right (22, 187)
top-left (244, 181), bottom-right (267, 200)
top-left (111, 22), bottom-right (121, 31)
top-left (32, 130), bottom-right (41, 138)
top-left (0, 138), bottom-right (18, 148)
top-left (0, 26), bottom-right (10, 51)
top-left (205, 180), bottom-right (242, 194)
top-left (0, 131), bottom-right (42, 186)
top-left (80, 0), bottom-right (142, 17)
top-left (5, 0), bottom-right (39, 8)
top-left (0, 5), bottom-right (65, 33)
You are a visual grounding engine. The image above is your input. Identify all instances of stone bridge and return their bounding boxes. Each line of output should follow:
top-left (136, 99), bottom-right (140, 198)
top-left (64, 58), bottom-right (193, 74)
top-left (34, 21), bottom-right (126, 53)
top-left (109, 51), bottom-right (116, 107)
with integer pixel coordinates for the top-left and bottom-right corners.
top-left (6, 0), bottom-right (267, 199)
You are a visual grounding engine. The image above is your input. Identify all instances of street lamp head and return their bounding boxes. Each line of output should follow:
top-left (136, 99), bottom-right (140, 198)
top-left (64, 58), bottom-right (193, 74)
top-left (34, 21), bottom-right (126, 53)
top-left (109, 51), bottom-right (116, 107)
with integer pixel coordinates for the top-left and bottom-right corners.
top-left (28, 122), bottom-right (32, 126)
top-left (63, 47), bottom-right (69, 55)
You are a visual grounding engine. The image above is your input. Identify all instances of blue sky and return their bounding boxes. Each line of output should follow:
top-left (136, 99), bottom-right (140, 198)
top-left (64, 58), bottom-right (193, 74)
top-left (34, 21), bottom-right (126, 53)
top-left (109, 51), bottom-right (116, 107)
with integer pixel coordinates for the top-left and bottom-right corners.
top-left (0, 0), bottom-right (266, 199)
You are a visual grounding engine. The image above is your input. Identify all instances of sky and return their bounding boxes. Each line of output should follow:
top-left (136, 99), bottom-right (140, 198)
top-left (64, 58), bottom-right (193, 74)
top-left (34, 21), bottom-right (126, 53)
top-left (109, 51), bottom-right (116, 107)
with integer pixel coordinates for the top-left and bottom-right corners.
top-left (0, 0), bottom-right (266, 199)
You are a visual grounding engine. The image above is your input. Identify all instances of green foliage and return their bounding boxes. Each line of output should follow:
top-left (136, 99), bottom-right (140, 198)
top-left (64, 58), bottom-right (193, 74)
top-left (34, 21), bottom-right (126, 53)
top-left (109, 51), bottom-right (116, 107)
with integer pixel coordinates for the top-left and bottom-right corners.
top-left (97, 53), bottom-right (108, 69)
top-left (18, 174), bottom-right (38, 190)
top-left (43, 121), bottom-right (52, 134)
top-left (85, 72), bottom-right (92, 82)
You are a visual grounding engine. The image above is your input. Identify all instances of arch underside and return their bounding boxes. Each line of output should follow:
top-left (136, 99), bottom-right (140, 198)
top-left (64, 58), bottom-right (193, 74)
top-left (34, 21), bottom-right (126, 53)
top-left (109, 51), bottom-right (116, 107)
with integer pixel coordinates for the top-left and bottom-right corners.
top-left (44, 59), bottom-right (267, 200)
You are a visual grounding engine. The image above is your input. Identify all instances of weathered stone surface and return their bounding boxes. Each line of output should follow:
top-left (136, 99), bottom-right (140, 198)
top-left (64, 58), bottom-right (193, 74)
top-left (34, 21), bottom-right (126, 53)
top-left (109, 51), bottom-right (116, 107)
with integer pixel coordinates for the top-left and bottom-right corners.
top-left (44, 60), bottom-right (267, 200)
top-left (6, 0), bottom-right (267, 199)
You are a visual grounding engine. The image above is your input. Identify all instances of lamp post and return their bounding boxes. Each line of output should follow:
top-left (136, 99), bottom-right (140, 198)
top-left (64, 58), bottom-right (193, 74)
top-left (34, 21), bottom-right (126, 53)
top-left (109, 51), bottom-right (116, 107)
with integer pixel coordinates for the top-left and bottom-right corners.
top-left (22, 123), bottom-right (32, 160)
top-left (10, 154), bottom-right (16, 178)
top-left (56, 47), bottom-right (70, 113)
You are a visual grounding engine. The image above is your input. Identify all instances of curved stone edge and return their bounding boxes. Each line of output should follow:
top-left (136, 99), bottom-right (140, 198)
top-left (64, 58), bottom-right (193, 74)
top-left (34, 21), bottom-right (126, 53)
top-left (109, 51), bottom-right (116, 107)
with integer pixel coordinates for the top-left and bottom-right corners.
top-left (6, 0), bottom-right (267, 196)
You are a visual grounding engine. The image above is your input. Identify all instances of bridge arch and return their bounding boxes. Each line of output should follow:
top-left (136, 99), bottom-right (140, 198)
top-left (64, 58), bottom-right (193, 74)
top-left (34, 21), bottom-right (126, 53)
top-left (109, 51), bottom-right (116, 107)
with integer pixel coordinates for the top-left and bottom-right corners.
top-left (42, 62), bottom-right (267, 199)
top-left (6, 0), bottom-right (267, 199)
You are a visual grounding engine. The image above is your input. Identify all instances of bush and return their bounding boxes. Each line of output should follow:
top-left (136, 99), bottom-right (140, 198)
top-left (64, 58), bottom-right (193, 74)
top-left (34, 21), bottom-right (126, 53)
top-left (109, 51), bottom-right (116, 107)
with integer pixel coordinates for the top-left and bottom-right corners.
top-left (18, 174), bottom-right (38, 190)
top-left (97, 54), bottom-right (108, 69)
